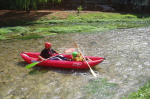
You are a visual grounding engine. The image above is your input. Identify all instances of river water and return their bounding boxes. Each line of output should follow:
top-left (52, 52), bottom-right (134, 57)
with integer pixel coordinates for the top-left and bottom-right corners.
top-left (0, 26), bottom-right (150, 99)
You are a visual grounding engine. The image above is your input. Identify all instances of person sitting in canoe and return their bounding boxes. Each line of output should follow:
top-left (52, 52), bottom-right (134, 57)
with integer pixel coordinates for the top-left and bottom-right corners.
top-left (71, 52), bottom-right (91, 61)
top-left (38, 42), bottom-right (70, 61)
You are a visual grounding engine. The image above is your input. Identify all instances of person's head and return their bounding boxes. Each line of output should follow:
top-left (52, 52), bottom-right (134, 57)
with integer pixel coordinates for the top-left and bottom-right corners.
top-left (72, 52), bottom-right (78, 57)
top-left (45, 42), bottom-right (51, 49)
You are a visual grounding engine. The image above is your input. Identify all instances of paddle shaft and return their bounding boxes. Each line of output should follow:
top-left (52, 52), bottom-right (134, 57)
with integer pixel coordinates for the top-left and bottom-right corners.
top-left (74, 41), bottom-right (97, 77)
top-left (26, 54), bottom-right (58, 69)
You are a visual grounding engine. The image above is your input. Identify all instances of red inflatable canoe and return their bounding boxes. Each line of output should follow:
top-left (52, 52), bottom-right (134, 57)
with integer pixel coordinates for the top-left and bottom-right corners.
top-left (20, 52), bottom-right (104, 69)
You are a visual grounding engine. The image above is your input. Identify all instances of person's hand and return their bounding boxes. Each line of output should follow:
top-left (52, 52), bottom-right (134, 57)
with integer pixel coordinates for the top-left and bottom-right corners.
top-left (42, 58), bottom-right (47, 61)
top-left (38, 55), bottom-right (47, 61)
top-left (57, 52), bottom-right (61, 55)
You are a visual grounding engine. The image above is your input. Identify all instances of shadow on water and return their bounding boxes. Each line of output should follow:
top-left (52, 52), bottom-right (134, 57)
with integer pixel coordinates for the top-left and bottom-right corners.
top-left (30, 65), bottom-right (92, 75)
top-left (17, 61), bottom-right (28, 67)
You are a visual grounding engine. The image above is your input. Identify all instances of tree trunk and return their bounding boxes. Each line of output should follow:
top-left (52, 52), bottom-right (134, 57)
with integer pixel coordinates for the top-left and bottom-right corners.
top-left (26, 5), bottom-right (30, 13)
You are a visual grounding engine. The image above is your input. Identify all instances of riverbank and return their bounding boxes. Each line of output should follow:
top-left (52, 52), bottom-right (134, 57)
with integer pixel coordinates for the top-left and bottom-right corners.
top-left (1, 10), bottom-right (150, 26)
top-left (0, 10), bottom-right (150, 40)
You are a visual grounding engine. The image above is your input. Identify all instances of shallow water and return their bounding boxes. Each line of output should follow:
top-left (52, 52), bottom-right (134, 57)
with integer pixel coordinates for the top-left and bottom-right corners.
top-left (0, 26), bottom-right (150, 99)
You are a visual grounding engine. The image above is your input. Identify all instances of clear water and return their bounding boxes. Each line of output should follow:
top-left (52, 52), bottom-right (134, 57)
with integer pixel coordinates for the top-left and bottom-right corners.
top-left (0, 26), bottom-right (150, 99)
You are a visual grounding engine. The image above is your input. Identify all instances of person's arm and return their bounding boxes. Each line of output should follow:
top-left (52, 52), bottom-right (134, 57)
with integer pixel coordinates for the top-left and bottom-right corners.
top-left (56, 51), bottom-right (60, 54)
top-left (52, 49), bottom-right (61, 54)
top-left (78, 53), bottom-right (91, 61)
top-left (78, 53), bottom-right (84, 61)
top-left (38, 55), bottom-right (47, 61)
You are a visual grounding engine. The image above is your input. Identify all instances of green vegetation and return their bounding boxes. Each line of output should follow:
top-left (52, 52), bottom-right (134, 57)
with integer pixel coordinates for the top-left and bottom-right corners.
top-left (27, 13), bottom-right (150, 25)
top-left (0, 12), bottom-right (150, 40)
top-left (0, 26), bottom-right (29, 35)
top-left (0, 36), bottom-right (6, 40)
top-left (77, 6), bottom-right (83, 13)
top-left (17, 35), bottom-right (44, 40)
top-left (0, 23), bottom-right (124, 40)
top-left (1, 12), bottom-right (150, 26)
top-left (34, 25), bottom-right (98, 33)
top-left (123, 81), bottom-right (150, 99)
top-left (84, 79), bottom-right (150, 99)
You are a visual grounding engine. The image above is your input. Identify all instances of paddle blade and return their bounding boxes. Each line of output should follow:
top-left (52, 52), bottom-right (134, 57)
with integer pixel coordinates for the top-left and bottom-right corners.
top-left (64, 48), bottom-right (75, 54)
top-left (90, 68), bottom-right (97, 77)
top-left (26, 62), bottom-right (39, 69)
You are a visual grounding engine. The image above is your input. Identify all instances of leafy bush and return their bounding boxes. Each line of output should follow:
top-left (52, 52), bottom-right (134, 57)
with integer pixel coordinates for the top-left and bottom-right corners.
top-left (123, 81), bottom-right (150, 99)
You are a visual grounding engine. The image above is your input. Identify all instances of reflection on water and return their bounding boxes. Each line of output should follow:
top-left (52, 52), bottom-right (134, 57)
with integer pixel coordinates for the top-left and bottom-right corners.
top-left (0, 26), bottom-right (150, 99)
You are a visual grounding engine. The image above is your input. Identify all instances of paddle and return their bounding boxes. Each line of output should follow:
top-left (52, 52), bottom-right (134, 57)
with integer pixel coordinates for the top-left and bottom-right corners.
top-left (25, 48), bottom-right (75, 69)
top-left (74, 41), bottom-right (97, 77)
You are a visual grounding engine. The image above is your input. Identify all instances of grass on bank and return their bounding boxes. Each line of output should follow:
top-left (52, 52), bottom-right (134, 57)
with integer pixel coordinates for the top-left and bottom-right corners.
top-left (16, 35), bottom-right (44, 40)
top-left (0, 22), bottom-right (149, 40)
top-left (0, 24), bottom-right (117, 40)
top-left (0, 12), bottom-right (150, 40)
top-left (28, 13), bottom-right (150, 24)
top-left (30, 13), bottom-right (150, 24)
top-left (123, 81), bottom-right (150, 99)
top-left (1, 12), bottom-right (150, 26)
